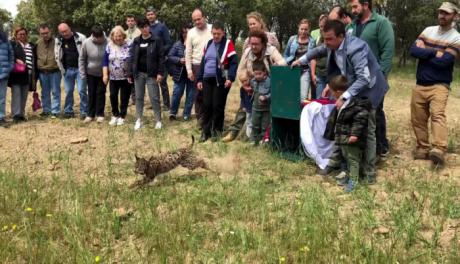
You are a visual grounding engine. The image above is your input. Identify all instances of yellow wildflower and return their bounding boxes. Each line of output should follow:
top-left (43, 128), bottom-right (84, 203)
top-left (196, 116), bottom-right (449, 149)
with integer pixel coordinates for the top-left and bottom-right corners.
top-left (95, 256), bottom-right (101, 263)
top-left (46, 213), bottom-right (53, 217)
top-left (25, 207), bottom-right (33, 212)
top-left (279, 256), bottom-right (286, 263)
top-left (300, 245), bottom-right (310, 252)
top-left (2, 225), bottom-right (8, 231)
top-left (12, 224), bottom-right (17, 231)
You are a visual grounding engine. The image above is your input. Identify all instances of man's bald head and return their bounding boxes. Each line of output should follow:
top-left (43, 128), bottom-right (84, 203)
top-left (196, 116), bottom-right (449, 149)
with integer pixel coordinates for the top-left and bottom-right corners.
top-left (58, 23), bottom-right (73, 39)
top-left (192, 8), bottom-right (206, 30)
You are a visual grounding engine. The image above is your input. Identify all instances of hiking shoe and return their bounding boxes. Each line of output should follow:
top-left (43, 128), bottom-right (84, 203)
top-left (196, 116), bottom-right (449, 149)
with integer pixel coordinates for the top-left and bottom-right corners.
top-left (413, 149), bottom-right (429, 160)
top-left (83, 116), bottom-right (93, 123)
top-left (96, 116), bottom-right (104, 123)
top-left (155, 121), bottom-right (162, 130)
top-left (40, 112), bottom-right (51, 117)
top-left (169, 114), bottom-right (177, 121)
top-left (365, 176), bottom-right (377, 185)
top-left (222, 132), bottom-right (237, 143)
top-left (134, 119), bottom-right (142, 130)
top-left (51, 113), bottom-right (59, 119)
top-left (429, 148), bottom-right (445, 166)
top-left (109, 117), bottom-right (118, 126)
top-left (183, 116), bottom-right (190, 121)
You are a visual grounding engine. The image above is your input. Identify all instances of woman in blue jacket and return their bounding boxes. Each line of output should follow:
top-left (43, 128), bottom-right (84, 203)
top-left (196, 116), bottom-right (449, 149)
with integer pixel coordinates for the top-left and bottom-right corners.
top-left (284, 19), bottom-right (316, 102)
top-left (168, 23), bottom-right (194, 121)
top-left (0, 27), bottom-right (14, 127)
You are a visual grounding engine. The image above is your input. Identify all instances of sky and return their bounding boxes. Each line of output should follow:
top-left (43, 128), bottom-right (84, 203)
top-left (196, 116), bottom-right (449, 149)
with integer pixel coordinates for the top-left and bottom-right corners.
top-left (0, 0), bottom-right (22, 17)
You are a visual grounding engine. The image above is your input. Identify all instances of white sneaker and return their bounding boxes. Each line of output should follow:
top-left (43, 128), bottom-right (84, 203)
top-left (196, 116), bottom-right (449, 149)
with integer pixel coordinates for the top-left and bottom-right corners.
top-left (134, 119), bottom-right (142, 130)
top-left (155, 121), bottom-right (162, 130)
top-left (96, 116), bottom-right (104, 123)
top-left (109, 117), bottom-right (118, 126)
top-left (117, 118), bottom-right (125, 126)
top-left (83, 117), bottom-right (93, 123)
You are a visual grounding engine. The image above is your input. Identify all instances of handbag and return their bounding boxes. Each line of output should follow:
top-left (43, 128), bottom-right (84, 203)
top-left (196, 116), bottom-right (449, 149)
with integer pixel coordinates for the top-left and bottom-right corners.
top-left (12, 63), bottom-right (26, 73)
top-left (32, 92), bottom-right (42, 112)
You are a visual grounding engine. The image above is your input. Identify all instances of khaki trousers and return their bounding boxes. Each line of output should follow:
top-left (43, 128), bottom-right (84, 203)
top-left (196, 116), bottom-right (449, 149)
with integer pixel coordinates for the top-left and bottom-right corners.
top-left (411, 84), bottom-right (449, 153)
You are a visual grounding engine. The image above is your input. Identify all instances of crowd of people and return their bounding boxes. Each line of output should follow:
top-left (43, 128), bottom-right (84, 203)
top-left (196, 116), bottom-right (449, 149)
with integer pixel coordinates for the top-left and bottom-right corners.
top-left (0, 1), bottom-right (459, 192)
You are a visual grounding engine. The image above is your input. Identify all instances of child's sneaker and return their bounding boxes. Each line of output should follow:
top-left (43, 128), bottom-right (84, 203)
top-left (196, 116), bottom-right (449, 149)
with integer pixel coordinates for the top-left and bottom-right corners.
top-left (344, 179), bottom-right (356, 193)
top-left (155, 121), bottom-right (162, 130)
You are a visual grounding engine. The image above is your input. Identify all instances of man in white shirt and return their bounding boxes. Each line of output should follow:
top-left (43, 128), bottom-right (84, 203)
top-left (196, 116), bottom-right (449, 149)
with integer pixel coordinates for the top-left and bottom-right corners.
top-left (185, 8), bottom-right (212, 127)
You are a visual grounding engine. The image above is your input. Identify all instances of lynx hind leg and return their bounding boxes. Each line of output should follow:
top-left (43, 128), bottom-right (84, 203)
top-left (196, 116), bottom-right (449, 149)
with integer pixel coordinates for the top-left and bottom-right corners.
top-left (180, 155), bottom-right (208, 170)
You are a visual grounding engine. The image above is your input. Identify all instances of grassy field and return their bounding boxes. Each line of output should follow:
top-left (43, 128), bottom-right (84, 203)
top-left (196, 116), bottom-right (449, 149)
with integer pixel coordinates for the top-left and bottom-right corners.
top-left (1, 64), bottom-right (460, 263)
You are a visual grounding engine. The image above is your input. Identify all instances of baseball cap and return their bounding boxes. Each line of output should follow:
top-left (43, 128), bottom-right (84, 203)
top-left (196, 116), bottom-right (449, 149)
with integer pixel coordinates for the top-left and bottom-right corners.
top-left (438, 2), bottom-right (459, 14)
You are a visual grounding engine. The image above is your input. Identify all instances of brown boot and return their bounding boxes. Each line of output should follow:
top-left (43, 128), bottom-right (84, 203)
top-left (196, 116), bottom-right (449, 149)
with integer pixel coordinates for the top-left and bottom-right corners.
top-left (429, 148), bottom-right (445, 166)
top-left (222, 132), bottom-right (237, 143)
top-left (413, 149), bottom-right (429, 160)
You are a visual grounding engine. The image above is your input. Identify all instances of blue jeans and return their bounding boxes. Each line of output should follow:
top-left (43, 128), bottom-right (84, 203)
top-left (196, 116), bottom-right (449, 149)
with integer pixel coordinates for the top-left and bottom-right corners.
top-left (63, 67), bottom-right (88, 115)
top-left (170, 77), bottom-right (195, 118)
top-left (300, 70), bottom-right (311, 101)
top-left (0, 79), bottom-right (7, 119)
top-left (315, 75), bottom-right (328, 99)
top-left (39, 71), bottom-right (61, 114)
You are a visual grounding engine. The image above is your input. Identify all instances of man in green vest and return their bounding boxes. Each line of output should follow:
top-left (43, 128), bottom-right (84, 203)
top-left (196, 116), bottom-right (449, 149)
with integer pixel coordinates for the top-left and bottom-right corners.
top-left (347, 0), bottom-right (395, 158)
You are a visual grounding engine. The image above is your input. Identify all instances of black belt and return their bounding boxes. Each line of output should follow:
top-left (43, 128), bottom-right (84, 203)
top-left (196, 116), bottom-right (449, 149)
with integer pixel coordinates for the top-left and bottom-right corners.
top-left (39, 69), bottom-right (60, 74)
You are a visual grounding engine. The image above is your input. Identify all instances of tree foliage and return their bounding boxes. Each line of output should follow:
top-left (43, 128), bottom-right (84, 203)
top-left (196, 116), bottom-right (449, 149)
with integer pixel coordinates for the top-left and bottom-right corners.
top-left (10, 0), bottom-right (460, 63)
top-left (0, 8), bottom-right (12, 26)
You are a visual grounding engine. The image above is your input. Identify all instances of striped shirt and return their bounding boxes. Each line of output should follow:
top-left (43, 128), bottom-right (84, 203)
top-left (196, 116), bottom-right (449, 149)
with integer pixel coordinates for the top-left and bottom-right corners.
top-left (411, 26), bottom-right (460, 87)
top-left (22, 43), bottom-right (33, 70)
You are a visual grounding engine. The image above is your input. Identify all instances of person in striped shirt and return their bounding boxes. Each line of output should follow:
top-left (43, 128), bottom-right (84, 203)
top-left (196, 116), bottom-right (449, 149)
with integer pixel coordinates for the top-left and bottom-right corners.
top-left (409, 2), bottom-right (460, 166)
top-left (8, 27), bottom-right (37, 122)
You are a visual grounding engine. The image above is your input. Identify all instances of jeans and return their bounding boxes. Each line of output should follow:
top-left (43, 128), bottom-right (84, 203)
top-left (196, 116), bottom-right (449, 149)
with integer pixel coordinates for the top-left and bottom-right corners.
top-left (170, 76), bottom-right (196, 118)
top-left (39, 71), bottom-right (61, 114)
top-left (300, 70), bottom-right (311, 101)
top-left (0, 79), bottom-right (7, 119)
top-left (315, 75), bottom-right (327, 99)
top-left (109, 79), bottom-right (130, 118)
top-left (202, 77), bottom-right (230, 136)
top-left (192, 64), bottom-right (204, 124)
top-left (87, 75), bottom-right (106, 118)
top-left (159, 69), bottom-right (170, 108)
top-left (63, 67), bottom-right (88, 115)
top-left (135, 72), bottom-right (161, 122)
top-left (11, 84), bottom-right (29, 117)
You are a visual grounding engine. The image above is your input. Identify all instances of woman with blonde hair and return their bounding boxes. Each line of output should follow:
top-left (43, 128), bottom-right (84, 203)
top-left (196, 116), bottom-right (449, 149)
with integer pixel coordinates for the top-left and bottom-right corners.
top-left (243, 11), bottom-right (280, 51)
top-left (103, 25), bottom-right (132, 126)
top-left (8, 27), bottom-right (37, 122)
top-left (284, 19), bottom-right (316, 101)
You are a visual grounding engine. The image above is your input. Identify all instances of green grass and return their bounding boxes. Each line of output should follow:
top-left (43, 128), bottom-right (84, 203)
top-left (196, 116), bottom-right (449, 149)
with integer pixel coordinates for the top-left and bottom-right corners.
top-left (1, 66), bottom-right (460, 263)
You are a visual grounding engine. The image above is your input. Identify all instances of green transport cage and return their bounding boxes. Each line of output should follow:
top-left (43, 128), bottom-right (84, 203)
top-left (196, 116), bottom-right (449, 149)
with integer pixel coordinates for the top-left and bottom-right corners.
top-left (270, 66), bottom-right (304, 158)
